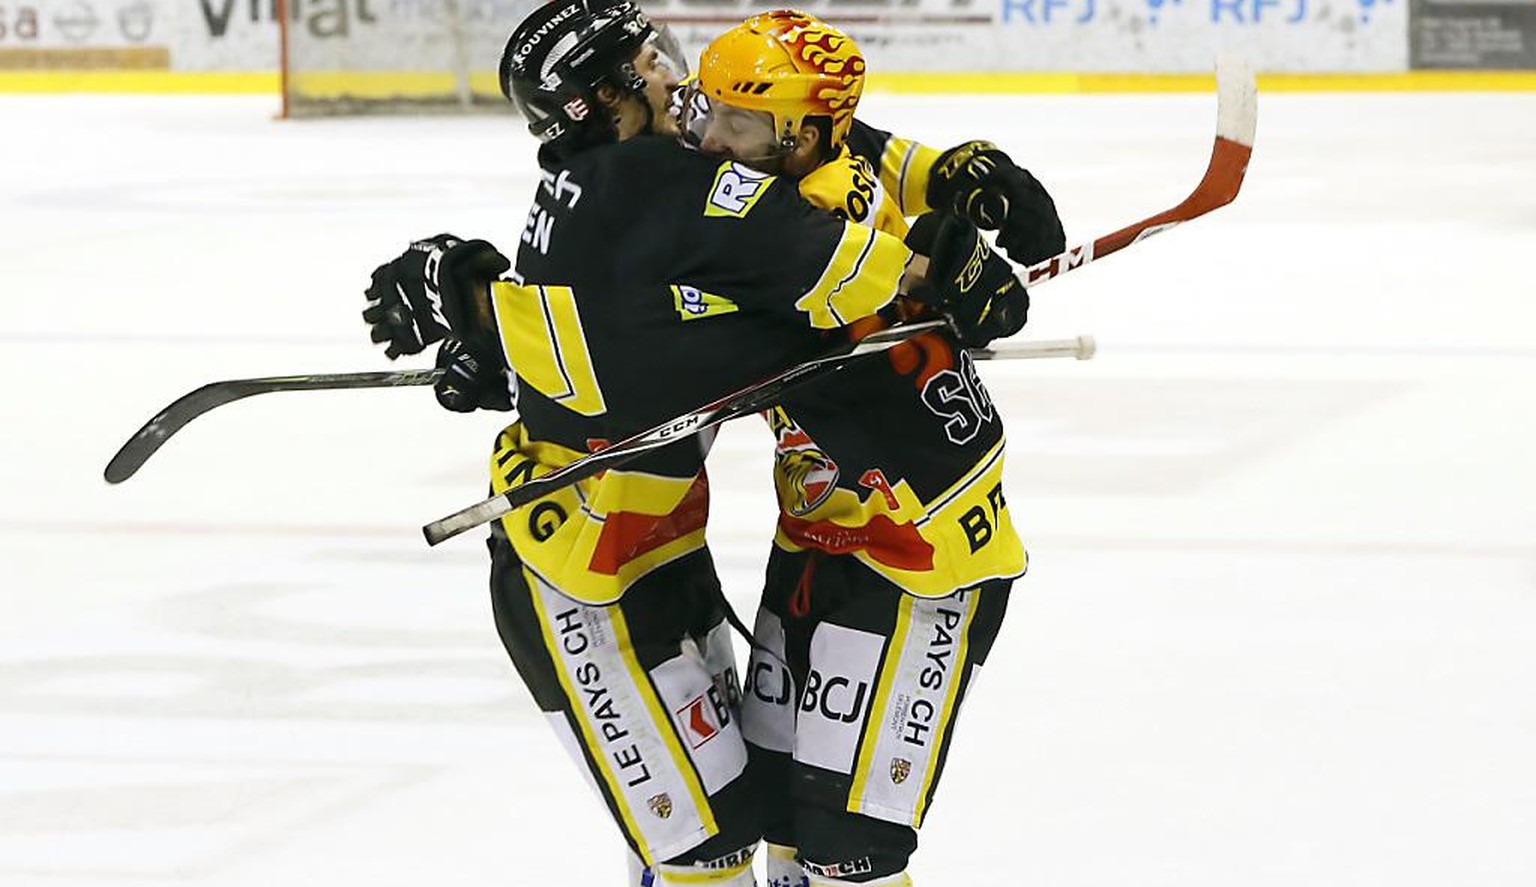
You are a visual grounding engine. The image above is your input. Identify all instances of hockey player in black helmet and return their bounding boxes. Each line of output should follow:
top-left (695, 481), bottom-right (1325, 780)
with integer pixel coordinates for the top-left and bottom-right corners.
top-left (359, 4), bottom-right (1056, 886)
top-left (500, 0), bottom-right (688, 155)
top-left (359, 2), bottom-right (1028, 885)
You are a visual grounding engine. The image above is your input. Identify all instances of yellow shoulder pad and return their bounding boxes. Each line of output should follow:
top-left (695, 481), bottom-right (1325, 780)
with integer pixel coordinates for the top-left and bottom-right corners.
top-left (799, 147), bottom-right (908, 237)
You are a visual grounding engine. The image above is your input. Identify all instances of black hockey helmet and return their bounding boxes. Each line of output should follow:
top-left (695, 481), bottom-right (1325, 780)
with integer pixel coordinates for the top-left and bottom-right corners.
top-left (499, 0), bottom-right (685, 157)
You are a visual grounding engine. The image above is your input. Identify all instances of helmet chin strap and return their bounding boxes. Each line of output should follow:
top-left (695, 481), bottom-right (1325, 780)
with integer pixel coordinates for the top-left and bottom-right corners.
top-left (724, 147), bottom-right (789, 173)
top-left (725, 133), bottom-right (797, 170)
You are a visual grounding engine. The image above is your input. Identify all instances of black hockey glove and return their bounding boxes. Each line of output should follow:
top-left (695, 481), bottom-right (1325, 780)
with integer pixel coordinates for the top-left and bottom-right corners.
top-left (905, 212), bottom-right (1029, 349)
top-left (362, 235), bottom-right (511, 359)
top-left (433, 336), bottom-right (513, 413)
top-left (926, 140), bottom-right (1066, 266)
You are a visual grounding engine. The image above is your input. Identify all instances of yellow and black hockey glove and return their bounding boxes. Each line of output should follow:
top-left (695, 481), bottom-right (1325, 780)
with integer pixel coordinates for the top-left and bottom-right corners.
top-left (363, 235), bottom-right (511, 359)
top-left (926, 140), bottom-right (1065, 266)
top-left (905, 212), bottom-right (1029, 349)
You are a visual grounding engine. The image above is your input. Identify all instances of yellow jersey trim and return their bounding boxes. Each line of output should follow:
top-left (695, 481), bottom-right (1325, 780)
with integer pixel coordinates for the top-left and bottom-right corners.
top-left (491, 282), bottom-right (607, 417)
top-left (490, 423), bottom-right (710, 606)
top-left (523, 565), bottom-right (649, 856)
top-left (877, 136), bottom-right (943, 218)
top-left (795, 224), bottom-right (906, 329)
top-left (911, 592), bottom-right (978, 827)
top-left (848, 593), bottom-right (915, 814)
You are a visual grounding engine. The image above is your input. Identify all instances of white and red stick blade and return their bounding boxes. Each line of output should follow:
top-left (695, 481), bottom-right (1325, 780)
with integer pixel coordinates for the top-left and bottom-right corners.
top-left (1023, 56), bottom-right (1257, 286)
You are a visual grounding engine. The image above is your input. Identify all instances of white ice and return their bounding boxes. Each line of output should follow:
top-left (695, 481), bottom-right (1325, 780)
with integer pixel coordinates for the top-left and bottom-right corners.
top-left (1, 89), bottom-right (1533, 886)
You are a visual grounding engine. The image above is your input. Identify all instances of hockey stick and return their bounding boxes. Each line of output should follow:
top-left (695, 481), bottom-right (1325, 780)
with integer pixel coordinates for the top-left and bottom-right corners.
top-left (101, 332), bottom-right (1091, 487)
top-left (1017, 54), bottom-right (1256, 287)
top-left (422, 319), bottom-right (948, 545)
top-left (420, 330), bottom-right (1093, 547)
top-left (972, 335), bottom-right (1095, 361)
top-left (103, 368), bottom-right (444, 484)
top-left (420, 331), bottom-right (1096, 545)
top-left (421, 58), bottom-right (1254, 546)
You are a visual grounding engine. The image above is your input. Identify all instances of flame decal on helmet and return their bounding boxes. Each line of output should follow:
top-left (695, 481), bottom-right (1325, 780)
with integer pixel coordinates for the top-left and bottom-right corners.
top-left (768, 10), bottom-right (865, 124)
top-left (695, 9), bottom-right (868, 150)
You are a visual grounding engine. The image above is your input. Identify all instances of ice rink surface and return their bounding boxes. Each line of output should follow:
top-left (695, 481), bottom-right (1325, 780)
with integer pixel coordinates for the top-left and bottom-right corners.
top-left (1, 89), bottom-right (1534, 886)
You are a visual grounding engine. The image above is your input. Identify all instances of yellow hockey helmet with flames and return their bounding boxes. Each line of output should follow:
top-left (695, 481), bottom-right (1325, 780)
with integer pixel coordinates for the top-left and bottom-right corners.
top-left (694, 10), bottom-right (866, 153)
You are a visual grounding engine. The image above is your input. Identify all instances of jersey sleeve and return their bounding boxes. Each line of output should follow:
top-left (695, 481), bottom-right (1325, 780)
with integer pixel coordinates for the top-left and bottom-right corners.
top-left (792, 219), bottom-right (909, 329)
top-left (846, 118), bottom-right (945, 218)
top-left (488, 280), bottom-right (607, 417)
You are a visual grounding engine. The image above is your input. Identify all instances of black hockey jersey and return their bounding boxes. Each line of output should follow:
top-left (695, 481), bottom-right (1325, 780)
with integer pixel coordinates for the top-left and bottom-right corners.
top-left (762, 138), bottom-right (1027, 598)
top-left (487, 136), bottom-right (912, 604)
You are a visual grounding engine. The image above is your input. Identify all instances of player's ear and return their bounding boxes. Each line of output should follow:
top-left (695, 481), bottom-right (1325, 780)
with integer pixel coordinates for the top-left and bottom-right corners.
top-left (594, 83), bottom-right (622, 108)
top-left (784, 122), bottom-right (824, 175)
top-left (794, 122), bottom-right (822, 157)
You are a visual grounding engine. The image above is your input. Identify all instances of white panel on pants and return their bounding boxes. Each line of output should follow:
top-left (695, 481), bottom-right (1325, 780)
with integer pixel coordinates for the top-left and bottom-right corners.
top-left (647, 620), bottom-right (749, 794)
top-left (795, 623), bottom-right (886, 776)
top-left (742, 608), bottom-right (796, 754)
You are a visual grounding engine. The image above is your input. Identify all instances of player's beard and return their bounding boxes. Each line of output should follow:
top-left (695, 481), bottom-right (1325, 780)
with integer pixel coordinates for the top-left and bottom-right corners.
top-left (723, 149), bottom-right (788, 177)
top-left (644, 88), bottom-right (681, 139)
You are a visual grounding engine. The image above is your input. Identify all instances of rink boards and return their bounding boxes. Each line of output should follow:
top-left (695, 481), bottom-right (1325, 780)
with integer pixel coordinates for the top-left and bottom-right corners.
top-left (1, 0), bottom-right (1534, 95)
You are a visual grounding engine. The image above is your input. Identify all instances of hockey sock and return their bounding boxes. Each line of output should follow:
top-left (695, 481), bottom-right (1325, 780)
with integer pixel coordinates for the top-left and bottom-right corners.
top-left (631, 844), bottom-right (759, 886)
top-left (653, 852), bottom-right (757, 886)
top-left (766, 843), bottom-right (808, 887)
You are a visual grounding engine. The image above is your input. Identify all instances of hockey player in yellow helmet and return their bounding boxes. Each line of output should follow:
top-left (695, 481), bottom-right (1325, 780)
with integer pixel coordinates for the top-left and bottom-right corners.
top-left (680, 8), bottom-right (1066, 267)
top-left (676, 10), bottom-right (913, 237)
top-left (684, 11), bottom-right (863, 173)
top-left (674, 10), bottom-right (1063, 887)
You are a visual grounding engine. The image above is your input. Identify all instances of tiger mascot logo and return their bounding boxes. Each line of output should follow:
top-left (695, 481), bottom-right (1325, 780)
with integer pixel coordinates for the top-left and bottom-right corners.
top-left (769, 409), bottom-right (839, 517)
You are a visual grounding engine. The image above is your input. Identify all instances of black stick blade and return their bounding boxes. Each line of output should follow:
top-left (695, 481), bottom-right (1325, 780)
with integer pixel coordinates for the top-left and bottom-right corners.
top-left (103, 369), bottom-right (442, 484)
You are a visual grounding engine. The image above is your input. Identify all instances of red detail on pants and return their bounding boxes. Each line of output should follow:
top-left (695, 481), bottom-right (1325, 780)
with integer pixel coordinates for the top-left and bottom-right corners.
top-left (789, 551), bottom-right (818, 618)
top-left (778, 512), bottom-right (934, 572)
top-left (587, 472), bottom-right (710, 575)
